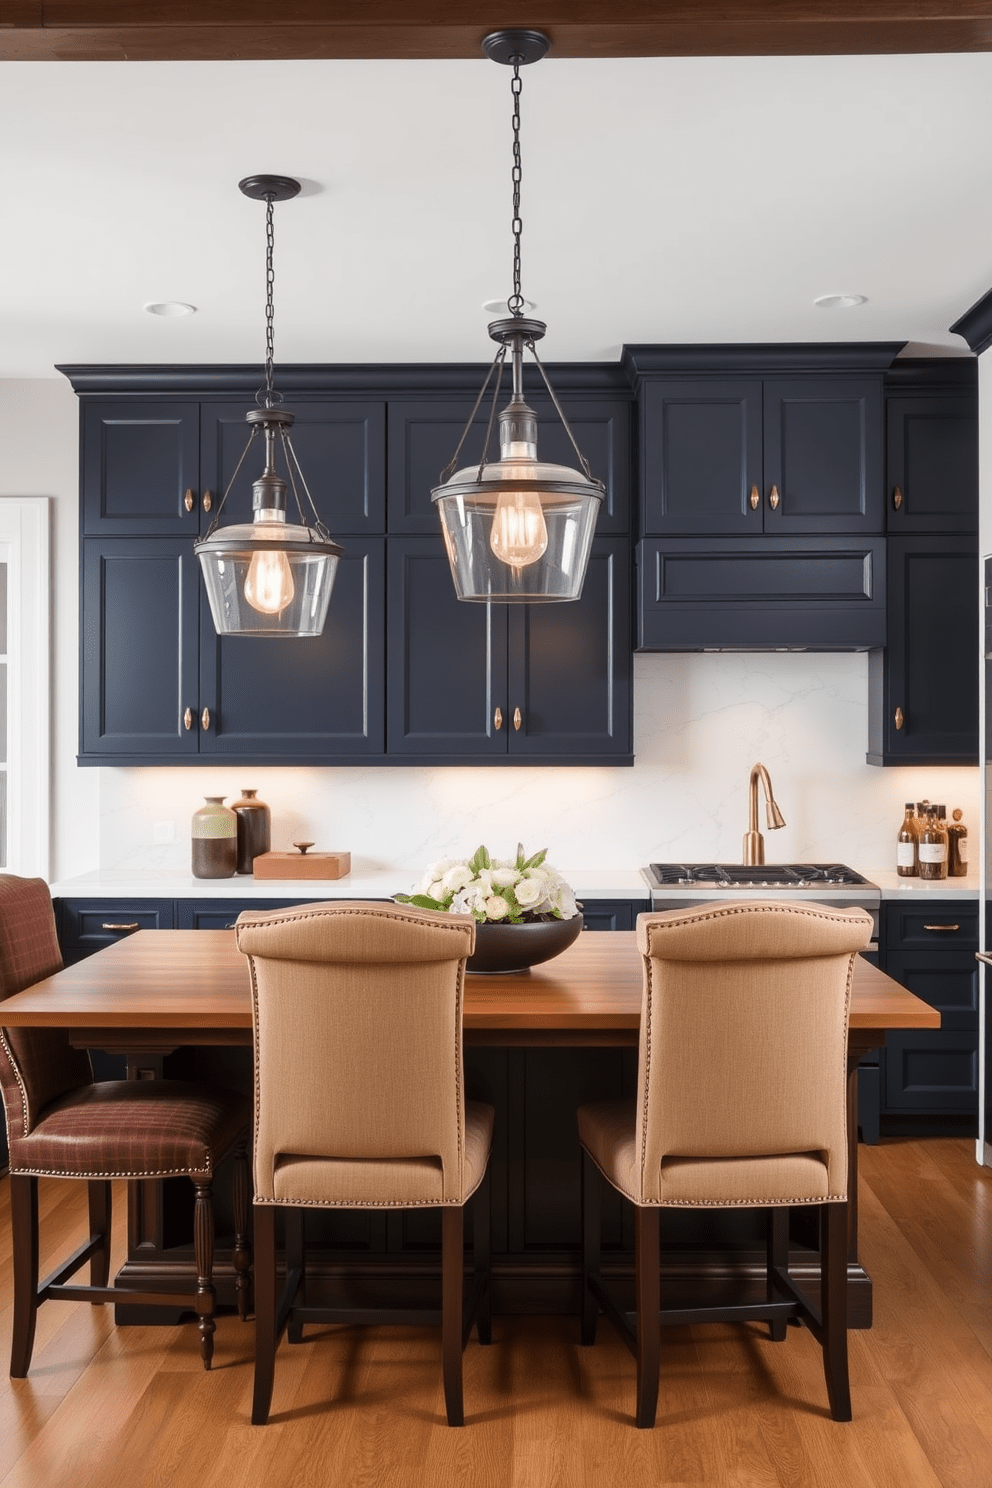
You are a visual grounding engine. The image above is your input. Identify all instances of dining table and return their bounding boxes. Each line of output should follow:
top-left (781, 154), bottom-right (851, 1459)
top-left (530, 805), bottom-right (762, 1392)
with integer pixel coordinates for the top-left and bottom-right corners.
top-left (0, 927), bottom-right (940, 1325)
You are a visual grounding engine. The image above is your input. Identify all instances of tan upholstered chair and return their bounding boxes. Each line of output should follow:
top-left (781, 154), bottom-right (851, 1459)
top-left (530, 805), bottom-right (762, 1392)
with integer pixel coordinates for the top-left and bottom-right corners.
top-left (577, 900), bottom-right (873, 1428)
top-left (0, 874), bottom-right (252, 1375)
top-left (236, 899), bottom-right (494, 1427)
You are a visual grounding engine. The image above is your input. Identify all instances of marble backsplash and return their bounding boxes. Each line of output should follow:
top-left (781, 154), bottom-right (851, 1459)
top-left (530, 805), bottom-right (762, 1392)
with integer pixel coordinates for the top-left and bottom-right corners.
top-left (94, 650), bottom-right (979, 878)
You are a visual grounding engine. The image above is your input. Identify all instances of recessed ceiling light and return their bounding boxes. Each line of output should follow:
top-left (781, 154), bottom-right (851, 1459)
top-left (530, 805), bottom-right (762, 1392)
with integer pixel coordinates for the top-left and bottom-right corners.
top-left (143, 302), bottom-right (197, 317)
top-left (482, 297), bottom-right (536, 315)
top-left (813, 293), bottom-right (867, 310)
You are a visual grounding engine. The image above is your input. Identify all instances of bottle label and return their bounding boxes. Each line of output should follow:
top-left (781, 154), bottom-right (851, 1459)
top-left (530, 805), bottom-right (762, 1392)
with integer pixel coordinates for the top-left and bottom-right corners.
top-left (958, 837), bottom-right (969, 865)
top-left (896, 843), bottom-right (916, 867)
top-left (919, 843), bottom-right (947, 864)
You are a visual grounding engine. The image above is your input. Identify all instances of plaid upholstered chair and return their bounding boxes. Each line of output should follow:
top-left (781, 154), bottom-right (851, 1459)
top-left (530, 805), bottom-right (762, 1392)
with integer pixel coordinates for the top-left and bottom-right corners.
top-left (577, 900), bottom-right (873, 1428)
top-left (235, 899), bottom-right (494, 1427)
top-left (0, 874), bottom-right (252, 1375)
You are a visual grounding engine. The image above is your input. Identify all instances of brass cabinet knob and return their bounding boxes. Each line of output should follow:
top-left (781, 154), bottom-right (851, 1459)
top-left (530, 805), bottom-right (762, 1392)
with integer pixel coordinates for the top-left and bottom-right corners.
top-left (893, 485), bottom-right (903, 511)
top-left (202, 490), bottom-right (213, 513)
top-left (768, 485), bottom-right (780, 511)
top-left (749, 485), bottom-right (760, 511)
top-left (494, 707), bottom-right (503, 731)
top-left (184, 488), bottom-right (194, 513)
top-left (513, 707), bottom-right (522, 731)
top-left (201, 707), bottom-right (211, 731)
top-left (894, 706), bottom-right (904, 730)
top-left (183, 707), bottom-right (193, 731)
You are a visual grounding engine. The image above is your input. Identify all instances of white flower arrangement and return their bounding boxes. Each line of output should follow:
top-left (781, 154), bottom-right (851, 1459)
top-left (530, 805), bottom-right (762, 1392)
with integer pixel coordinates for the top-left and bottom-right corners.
top-left (396, 844), bottom-right (579, 925)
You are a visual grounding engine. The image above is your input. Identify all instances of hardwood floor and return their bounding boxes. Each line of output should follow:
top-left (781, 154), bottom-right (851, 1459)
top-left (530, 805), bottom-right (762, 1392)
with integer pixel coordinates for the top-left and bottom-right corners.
top-left (0, 1138), bottom-right (989, 1488)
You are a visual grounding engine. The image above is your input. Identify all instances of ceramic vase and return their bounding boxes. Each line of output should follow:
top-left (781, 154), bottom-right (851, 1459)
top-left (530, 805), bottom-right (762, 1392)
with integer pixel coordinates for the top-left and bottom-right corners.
top-left (191, 796), bottom-right (238, 879)
top-left (232, 788), bottom-right (271, 874)
top-left (465, 914), bottom-right (583, 974)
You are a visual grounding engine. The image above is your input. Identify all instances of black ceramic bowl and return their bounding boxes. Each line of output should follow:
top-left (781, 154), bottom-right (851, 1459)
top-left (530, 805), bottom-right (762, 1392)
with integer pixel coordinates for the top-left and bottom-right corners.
top-left (466, 913), bottom-right (583, 974)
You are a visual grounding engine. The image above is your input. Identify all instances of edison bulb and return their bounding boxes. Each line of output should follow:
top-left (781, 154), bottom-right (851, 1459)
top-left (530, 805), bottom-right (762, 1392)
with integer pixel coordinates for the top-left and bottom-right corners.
top-left (244, 546), bottom-right (295, 615)
top-left (490, 488), bottom-right (548, 569)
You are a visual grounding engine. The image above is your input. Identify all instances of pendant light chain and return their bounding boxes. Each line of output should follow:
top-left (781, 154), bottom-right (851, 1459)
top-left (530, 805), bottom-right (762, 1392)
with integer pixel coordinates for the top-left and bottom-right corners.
top-left (509, 60), bottom-right (524, 317)
top-left (263, 193), bottom-right (277, 406)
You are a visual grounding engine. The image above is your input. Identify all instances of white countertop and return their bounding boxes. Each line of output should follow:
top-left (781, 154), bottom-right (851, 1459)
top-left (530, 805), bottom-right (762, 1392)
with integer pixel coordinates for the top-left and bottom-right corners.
top-left (47, 866), bottom-right (652, 903)
top-left (862, 869), bottom-right (979, 901)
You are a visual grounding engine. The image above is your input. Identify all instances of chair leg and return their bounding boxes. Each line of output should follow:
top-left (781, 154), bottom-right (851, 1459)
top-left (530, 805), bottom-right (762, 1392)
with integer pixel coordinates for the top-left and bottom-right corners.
top-left (634, 1206), bottom-right (661, 1430)
top-left (251, 1205), bottom-right (278, 1425)
top-left (285, 1208), bottom-right (305, 1344)
top-left (231, 1143), bottom-right (252, 1322)
top-left (9, 1174), bottom-right (39, 1379)
top-left (192, 1179), bottom-right (216, 1371)
top-left (820, 1201), bottom-right (852, 1422)
top-left (87, 1180), bottom-right (113, 1292)
top-left (581, 1148), bottom-right (601, 1346)
top-left (474, 1169), bottom-right (492, 1346)
top-left (766, 1207), bottom-right (789, 1342)
top-left (442, 1205), bottom-right (465, 1426)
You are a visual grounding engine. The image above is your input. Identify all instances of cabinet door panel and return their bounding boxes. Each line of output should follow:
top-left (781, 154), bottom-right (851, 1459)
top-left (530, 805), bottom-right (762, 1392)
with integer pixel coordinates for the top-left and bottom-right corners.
top-left (507, 538), bottom-right (632, 759)
top-left (201, 401), bottom-right (386, 533)
top-left (886, 395), bottom-right (978, 533)
top-left (81, 539), bottom-right (199, 759)
top-left (884, 952), bottom-right (978, 1031)
top-left (198, 538), bottom-right (385, 758)
top-left (387, 396), bottom-right (630, 535)
top-left (869, 536), bottom-right (978, 764)
top-left (763, 379), bottom-right (883, 533)
top-left (639, 380), bottom-right (762, 535)
top-left (883, 1030), bottom-right (978, 1112)
top-left (82, 402), bottom-right (200, 535)
top-left (386, 537), bottom-right (507, 757)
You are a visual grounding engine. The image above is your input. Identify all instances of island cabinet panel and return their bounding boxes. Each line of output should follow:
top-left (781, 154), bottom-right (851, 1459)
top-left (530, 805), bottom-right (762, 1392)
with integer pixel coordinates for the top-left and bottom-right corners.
top-left (387, 394), bottom-right (631, 536)
top-left (82, 401), bottom-right (201, 535)
top-left (866, 536), bottom-right (978, 766)
top-left (639, 375), bottom-right (883, 537)
top-left (387, 536), bottom-right (632, 763)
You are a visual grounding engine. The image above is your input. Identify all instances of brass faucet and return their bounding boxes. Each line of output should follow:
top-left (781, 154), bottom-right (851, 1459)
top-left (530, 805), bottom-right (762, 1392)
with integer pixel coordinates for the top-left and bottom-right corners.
top-left (743, 763), bottom-right (786, 865)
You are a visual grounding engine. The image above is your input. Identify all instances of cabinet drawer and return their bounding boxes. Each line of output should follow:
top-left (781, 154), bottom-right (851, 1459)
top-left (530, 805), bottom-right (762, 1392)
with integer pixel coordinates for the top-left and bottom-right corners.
top-left (176, 898), bottom-right (323, 930)
top-left (883, 951), bottom-right (978, 1030)
top-left (883, 1030), bottom-right (978, 1112)
top-left (577, 899), bottom-right (651, 932)
top-left (59, 899), bottom-right (175, 962)
top-left (883, 902), bottom-right (977, 949)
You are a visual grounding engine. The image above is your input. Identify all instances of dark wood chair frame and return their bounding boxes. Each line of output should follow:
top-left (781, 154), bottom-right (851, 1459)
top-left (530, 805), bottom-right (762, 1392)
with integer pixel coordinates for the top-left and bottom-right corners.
top-left (251, 1167), bottom-right (492, 1427)
top-left (9, 1146), bottom-right (252, 1378)
top-left (580, 1150), bottom-right (851, 1429)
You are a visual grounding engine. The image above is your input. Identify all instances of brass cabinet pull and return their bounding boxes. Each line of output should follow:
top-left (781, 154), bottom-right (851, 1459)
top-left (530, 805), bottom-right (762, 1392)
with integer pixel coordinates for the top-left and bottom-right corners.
top-left (101, 922), bottom-right (140, 933)
top-left (513, 707), bottom-right (522, 731)
top-left (183, 707), bottom-right (193, 731)
top-left (184, 488), bottom-right (194, 513)
top-left (894, 706), bottom-right (904, 730)
top-left (893, 485), bottom-right (903, 511)
top-left (201, 707), bottom-right (211, 731)
top-left (202, 490), bottom-right (212, 513)
top-left (749, 485), bottom-right (760, 511)
top-left (924, 924), bottom-right (960, 933)
top-left (768, 485), bottom-right (780, 511)
top-left (494, 707), bottom-right (503, 731)
top-left (976, 951), bottom-right (992, 967)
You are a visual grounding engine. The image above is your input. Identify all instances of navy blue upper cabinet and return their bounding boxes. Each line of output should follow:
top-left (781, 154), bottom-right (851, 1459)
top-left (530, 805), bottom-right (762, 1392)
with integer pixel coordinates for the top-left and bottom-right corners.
top-left (82, 402), bottom-right (201, 535)
top-left (387, 395), bottom-right (631, 535)
top-left (639, 376), bottom-right (883, 536)
top-left (387, 536), bottom-right (632, 763)
top-left (885, 392), bottom-right (978, 533)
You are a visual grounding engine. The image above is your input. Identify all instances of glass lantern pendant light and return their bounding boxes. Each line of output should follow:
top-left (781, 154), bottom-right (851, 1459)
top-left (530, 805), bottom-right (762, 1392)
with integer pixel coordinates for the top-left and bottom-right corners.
top-left (431, 30), bottom-right (605, 603)
top-left (195, 175), bottom-right (343, 637)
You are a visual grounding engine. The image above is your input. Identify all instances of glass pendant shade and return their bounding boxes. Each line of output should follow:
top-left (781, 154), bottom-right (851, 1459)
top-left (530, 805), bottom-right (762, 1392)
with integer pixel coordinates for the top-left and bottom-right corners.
top-left (432, 387), bottom-right (603, 603)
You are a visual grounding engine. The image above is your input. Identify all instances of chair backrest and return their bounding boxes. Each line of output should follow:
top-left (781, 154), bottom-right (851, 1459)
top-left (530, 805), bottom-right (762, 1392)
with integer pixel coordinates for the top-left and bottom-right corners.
top-left (634, 900), bottom-right (873, 1204)
top-left (0, 874), bottom-right (92, 1140)
top-left (235, 900), bottom-right (476, 1204)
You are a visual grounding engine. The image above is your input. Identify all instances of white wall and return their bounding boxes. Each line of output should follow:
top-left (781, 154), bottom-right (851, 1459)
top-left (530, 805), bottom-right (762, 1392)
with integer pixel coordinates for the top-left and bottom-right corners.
top-left (0, 377), bottom-right (978, 881)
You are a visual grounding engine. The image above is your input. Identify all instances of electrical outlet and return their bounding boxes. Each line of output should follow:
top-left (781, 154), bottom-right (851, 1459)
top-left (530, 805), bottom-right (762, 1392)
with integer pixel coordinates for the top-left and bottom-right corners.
top-left (153, 821), bottom-right (176, 844)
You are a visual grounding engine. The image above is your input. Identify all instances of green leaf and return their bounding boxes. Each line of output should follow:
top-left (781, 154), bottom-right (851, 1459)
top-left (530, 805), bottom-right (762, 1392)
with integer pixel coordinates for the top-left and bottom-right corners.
top-left (522, 848), bottom-right (548, 871)
top-left (396, 893), bottom-right (448, 911)
top-left (467, 845), bottom-right (491, 876)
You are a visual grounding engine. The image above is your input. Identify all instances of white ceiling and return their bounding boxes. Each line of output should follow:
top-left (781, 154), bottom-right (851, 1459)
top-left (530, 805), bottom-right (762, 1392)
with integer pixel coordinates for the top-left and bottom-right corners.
top-left (5, 51), bottom-right (992, 378)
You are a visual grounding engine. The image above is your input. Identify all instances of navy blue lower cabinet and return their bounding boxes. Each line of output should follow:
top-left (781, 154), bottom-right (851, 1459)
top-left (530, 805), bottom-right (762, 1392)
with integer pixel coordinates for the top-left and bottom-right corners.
top-left (176, 899), bottom-right (305, 930)
top-left (636, 536), bottom-right (886, 650)
top-left (58, 899), bottom-right (176, 964)
top-left (387, 536), bottom-right (632, 764)
top-left (866, 535), bottom-right (978, 766)
top-left (578, 899), bottom-right (650, 932)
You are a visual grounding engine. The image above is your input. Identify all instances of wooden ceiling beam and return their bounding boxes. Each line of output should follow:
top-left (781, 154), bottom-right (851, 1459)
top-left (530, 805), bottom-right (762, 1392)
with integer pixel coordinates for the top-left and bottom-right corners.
top-left (3, 3), bottom-right (991, 60)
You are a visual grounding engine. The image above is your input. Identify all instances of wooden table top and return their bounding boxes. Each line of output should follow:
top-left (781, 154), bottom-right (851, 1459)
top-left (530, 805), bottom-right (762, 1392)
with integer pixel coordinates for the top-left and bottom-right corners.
top-left (0, 929), bottom-right (941, 1035)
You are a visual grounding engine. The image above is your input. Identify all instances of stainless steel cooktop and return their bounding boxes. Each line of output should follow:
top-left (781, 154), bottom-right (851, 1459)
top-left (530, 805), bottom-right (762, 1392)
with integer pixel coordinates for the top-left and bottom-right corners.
top-left (647, 863), bottom-right (874, 889)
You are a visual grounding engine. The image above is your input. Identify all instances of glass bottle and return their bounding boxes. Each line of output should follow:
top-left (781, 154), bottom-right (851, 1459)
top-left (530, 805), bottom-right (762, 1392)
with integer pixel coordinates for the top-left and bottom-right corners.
top-left (896, 802), bottom-right (918, 877)
top-left (232, 788), bottom-right (271, 875)
top-left (947, 808), bottom-right (969, 878)
top-left (917, 805), bottom-right (948, 881)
